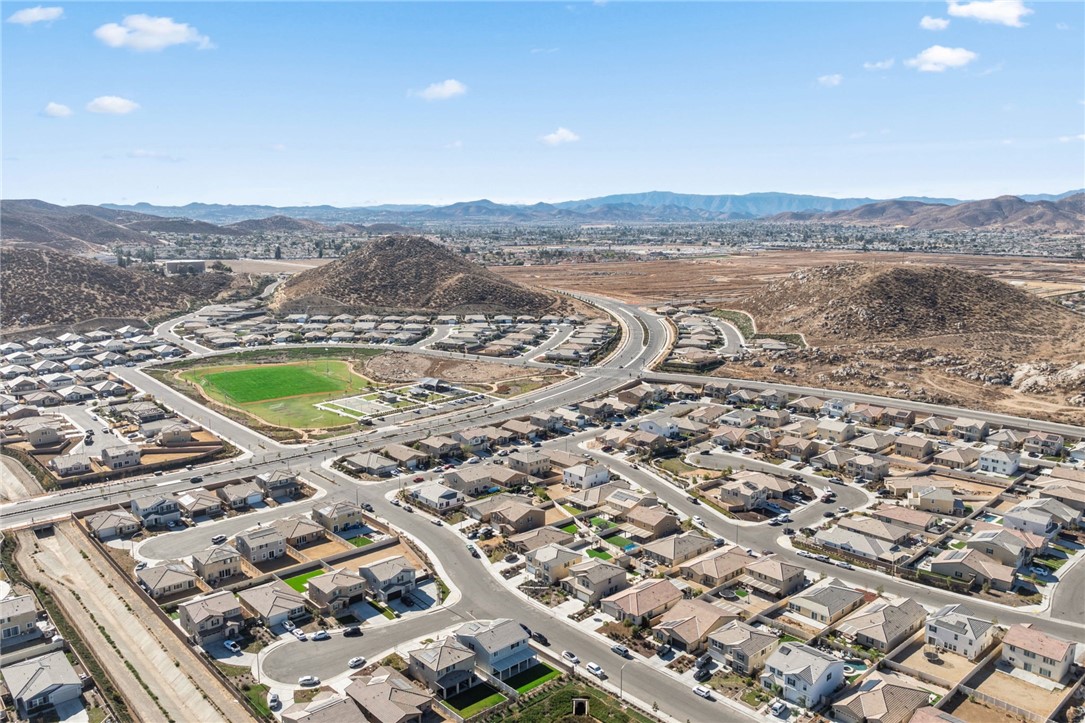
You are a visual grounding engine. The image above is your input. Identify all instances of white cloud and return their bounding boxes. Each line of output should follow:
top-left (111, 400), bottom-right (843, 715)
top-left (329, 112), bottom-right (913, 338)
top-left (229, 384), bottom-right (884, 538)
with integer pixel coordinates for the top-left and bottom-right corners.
top-left (86, 96), bottom-right (140, 114)
top-left (1055, 22), bottom-right (1070, 30)
top-left (411, 79), bottom-right (467, 101)
top-left (541, 127), bottom-right (580, 146)
top-left (920, 15), bottom-right (951, 30)
top-left (1058, 134), bottom-right (1085, 142)
top-left (817, 74), bottom-right (843, 87)
top-left (905, 45), bottom-right (978, 72)
top-left (947, 0), bottom-right (1032, 27)
top-left (7, 6), bottom-right (63, 25)
top-left (863, 59), bottom-right (894, 71)
top-left (43, 102), bottom-right (72, 117)
top-left (94, 14), bottom-right (212, 51)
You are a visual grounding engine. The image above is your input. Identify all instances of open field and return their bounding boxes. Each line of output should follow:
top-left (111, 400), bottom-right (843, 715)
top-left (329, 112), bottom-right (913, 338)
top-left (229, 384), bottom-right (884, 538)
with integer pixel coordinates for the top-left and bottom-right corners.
top-left (179, 360), bottom-right (374, 429)
top-left (494, 251), bottom-right (1085, 305)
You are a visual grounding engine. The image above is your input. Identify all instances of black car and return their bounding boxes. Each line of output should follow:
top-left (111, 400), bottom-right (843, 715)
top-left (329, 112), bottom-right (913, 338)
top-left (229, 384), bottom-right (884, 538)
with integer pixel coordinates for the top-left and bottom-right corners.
top-left (693, 666), bottom-right (713, 682)
top-left (531, 631), bottom-right (549, 645)
top-left (402, 596), bottom-right (415, 607)
top-left (361, 502), bottom-right (374, 512)
top-left (343, 626), bottom-right (363, 637)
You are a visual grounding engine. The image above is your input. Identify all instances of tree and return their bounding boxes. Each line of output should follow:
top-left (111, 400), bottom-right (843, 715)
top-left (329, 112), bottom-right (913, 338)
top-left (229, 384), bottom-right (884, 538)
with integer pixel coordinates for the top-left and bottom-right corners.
top-left (274, 245), bottom-right (282, 260)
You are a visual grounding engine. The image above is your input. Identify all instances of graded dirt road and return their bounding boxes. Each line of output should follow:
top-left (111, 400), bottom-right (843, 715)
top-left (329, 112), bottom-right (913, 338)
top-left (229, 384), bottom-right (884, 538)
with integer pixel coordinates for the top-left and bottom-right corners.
top-left (15, 523), bottom-right (251, 723)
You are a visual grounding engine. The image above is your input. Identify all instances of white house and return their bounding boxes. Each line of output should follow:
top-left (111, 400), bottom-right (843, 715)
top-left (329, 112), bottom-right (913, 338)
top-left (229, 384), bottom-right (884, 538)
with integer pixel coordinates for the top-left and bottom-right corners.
top-left (760, 643), bottom-right (845, 708)
top-left (978, 449), bottom-right (1020, 476)
top-left (410, 482), bottom-right (465, 512)
top-left (454, 618), bottom-right (537, 681)
top-left (925, 603), bottom-right (995, 661)
top-left (1003, 498), bottom-right (1078, 540)
top-left (638, 418), bottom-right (679, 439)
top-left (563, 463), bottom-right (611, 489)
top-left (1, 651), bottom-right (82, 719)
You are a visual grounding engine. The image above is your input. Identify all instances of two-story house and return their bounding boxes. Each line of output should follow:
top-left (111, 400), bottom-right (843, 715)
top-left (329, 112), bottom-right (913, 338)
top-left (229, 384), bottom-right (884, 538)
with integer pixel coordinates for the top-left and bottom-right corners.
top-left (359, 555), bottom-right (417, 602)
top-left (233, 526), bottom-right (286, 563)
top-left (410, 482), bottom-right (465, 512)
top-left (192, 545), bottom-right (243, 583)
top-left (455, 618), bottom-right (536, 681)
top-left (271, 515), bottom-right (327, 549)
top-left (708, 620), bottom-right (779, 676)
top-left (524, 543), bottom-right (582, 584)
top-left (563, 463), bottom-right (611, 489)
top-left (256, 469), bottom-right (299, 498)
top-left (137, 561), bottom-right (199, 599)
top-left (130, 494), bottom-right (181, 527)
top-left (1001, 623), bottom-right (1074, 683)
top-left (311, 499), bottom-right (365, 533)
top-left (307, 570), bottom-right (368, 614)
top-left (0, 595), bottom-right (41, 645)
top-left (925, 603), bottom-right (995, 660)
top-left (178, 591), bottom-right (243, 643)
top-left (600, 578), bottom-right (683, 625)
top-left (239, 580), bottom-right (308, 628)
top-left (835, 598), bottom-right (926, 653)
top-left (761, 643), bottom-right (845, 708)
top-left (740, 556), bottom-right (806, 599)
top-left (101, 444), bottom-right (141, 470)
top-left (408, 637), bottom-right (477, 698)
top-left (506, 451), bottom-right (550, 478)
top-left (560, 559), bottom-right (628, 605)
top-left (978, 449), bottom-right (1020, 476)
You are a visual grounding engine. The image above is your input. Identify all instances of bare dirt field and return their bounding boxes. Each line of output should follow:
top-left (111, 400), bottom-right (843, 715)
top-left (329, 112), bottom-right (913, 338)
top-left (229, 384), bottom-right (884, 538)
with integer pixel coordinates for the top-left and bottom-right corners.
top-left (15, 523), bottom-right (251, 723)
top-left (494, 251), bottom-right (1085, 305)
top-left (225, 258), bottom-right (334, 275)
top-left (361, 352), bottom-right (563, 387)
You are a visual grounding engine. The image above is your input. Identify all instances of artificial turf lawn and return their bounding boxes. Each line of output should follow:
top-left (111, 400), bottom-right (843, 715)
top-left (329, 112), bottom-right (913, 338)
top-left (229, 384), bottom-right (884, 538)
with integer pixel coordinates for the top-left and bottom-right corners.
top-left (445, 684), bottom-right (506, 716)
top-left (504, 663), bottom-right (560, 693)
top-left (284, 569), bottom-right (326, 591)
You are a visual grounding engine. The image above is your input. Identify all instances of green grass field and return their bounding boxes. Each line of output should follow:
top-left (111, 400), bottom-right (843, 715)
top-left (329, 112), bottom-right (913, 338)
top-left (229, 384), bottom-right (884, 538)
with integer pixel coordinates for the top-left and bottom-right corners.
top-left (504, 663), bottom-right (560, 694)
top-left (445, 684), bottom-right (506, 717)
top-left (180, 360), bottom-right (373, 429)
top-left (284, 569), bottom-right (325, 592)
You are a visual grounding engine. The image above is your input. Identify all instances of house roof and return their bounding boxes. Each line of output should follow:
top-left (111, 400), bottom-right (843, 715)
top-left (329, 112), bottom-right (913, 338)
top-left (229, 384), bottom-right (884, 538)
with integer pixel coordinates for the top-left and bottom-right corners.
top-left (837, 598), bottom-right (926, 647)
top-left (455, 618), bottom-right (530, 654)
top-left (567, 558), bottom-right (626, 584)
top-left (239, 580), bottom-right (307, 618)
top-left (872, 505), bottom-right (936, 528)
top-left (508, 527), bottom-right (575, 551)
top-left (764, 643), bottom-right (843, 685)
top-left (602, 578), bottom-right (683, 617)
top-left (410, 636), bottom-right (474, 670)
top-left (308, 570), bottom-right (367, 595)
top-left (641, 532), bottom-right (714, 562)
top-left (791, 581), bottom-right (865, 616)
top-left (833, 682), bottom-right (931, 723)
top-left (679, 546), bottom-right (753, 581)
top-left (625, 505), bottom-right (677, 528)
top-left (708, 620), bottom-right (779, 658)
top-left (838, 516), bottom-right (911, 541)
top-left (526, 543), bottom-right (582, 567)
top-left (138, 561), bottom-right (197, 590)
top-left (345, 667), bottom-right (432, 723)
top-left (1003, 623), bottom-right (1073, 661)
top-left (1, 651), bottom-right (81, 703)
top-left (360, 555), bottom-right (415, 584)
top-left (0, 595), bottom-right (35, 619)
top-left (654, 598), bottom-right (740, 645)
top-left (180, 591), bottom-right (239, 624)
top-left (192, 545), bottom-right (240, 565)
top-left (745, 555), bottom-right (803, 582)
top-left (85, 508), bottom-right (139, 532)
top-left (927, 604), bottom-right (992, 640)
top-left (281, 692), bottom-right (367, 723)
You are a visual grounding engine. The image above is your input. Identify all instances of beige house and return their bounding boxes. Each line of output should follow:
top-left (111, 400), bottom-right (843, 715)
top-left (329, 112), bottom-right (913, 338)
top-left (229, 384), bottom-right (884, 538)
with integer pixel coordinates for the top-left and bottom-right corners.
top-left (680, 546), bottom-right (753, 587)
top-left (85, 508), bottom-right (140, 539)
top-left (846, 454), bottom-right (890, 482)
top-left (506, 450), bottom-right (550, 477)
top-left (271, 515), bottom-right (326, 548)
top-left (524, 543), bottom-right (582, 584)
top-left (908, 485), bottom-right (960, 516)
top-left (407, 637), bottom-right (477, 698)
top-left (178, 591), bottom-right (243, 643)
top-left (600, 578), bottom-right (684, 625)
top-left (560, 559), bottom-right (628, 605)
top-left (1002, 623), bottom-right (1074, 683)
top-left (233, 526), bottom-right (287, 563)
top-left (787, 582), bottom-right (865, 625)
top-left (652, 598), bottom-right (742, 653)
top-left (930, 548), bottom-right (1015, 591)
top-left (311, 499), bottom-right (365, 533)
top-left (836, 598), bottom-right (926, 652)
top-left (624, 506), bottom-right (680, 540)
top-left (344, 666), bottom-right (433, 723)
top-left (137, 561), bottom-right (198, 599)
top-left (833, 682), bottom-right (931, 723)
top-left (708, 621), bottom-right (779, 676)
top-left (239, 580), bottom-right (308, 627)
top-left (895, 434), bottom-right (935, 459)
top-left (308, 570), bottom-right (368, 613)
top-left (740, 556), bottom-right (805, 599)
top-left (640, 532), bottom-right (715, 568)
top-left (0, 595), bottom-right (41, 645)
top-left (192, 545), bottom-right (242, 583)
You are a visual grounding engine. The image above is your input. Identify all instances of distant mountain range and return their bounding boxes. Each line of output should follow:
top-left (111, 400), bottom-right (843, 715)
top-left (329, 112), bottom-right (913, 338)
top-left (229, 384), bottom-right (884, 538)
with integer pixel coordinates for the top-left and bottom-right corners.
top-left (2, 190), bottom-right (1081, 253)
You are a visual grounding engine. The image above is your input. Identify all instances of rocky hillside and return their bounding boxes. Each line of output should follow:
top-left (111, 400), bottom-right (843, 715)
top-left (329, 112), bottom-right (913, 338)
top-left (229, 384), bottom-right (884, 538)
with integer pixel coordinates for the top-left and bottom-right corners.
top-left (770, 194), bottom-right (1085, 231)
top-left (225, 215), bottom-right (329, 233)
top-left (274, 235), bottom-right (558, 314)
top-left (0, 248), bottom-right (258, 328)
top-left (738, 263), bottom-right (1084, 343)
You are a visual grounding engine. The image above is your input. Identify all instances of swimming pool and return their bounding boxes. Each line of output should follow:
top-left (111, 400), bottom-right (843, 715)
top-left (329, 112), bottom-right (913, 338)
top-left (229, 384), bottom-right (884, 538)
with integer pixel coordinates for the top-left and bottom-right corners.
top-left (980, 513), bottom-right (1000, 523)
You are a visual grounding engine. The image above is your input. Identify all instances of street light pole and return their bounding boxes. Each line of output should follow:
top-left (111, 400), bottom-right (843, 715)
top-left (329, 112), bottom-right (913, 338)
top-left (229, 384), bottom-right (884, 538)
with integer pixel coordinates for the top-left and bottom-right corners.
top-left (619, 661), bottom-right (629, 700)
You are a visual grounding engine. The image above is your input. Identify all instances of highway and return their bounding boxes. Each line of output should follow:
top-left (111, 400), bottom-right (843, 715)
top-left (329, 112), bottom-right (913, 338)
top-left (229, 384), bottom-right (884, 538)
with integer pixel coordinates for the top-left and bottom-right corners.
top-left (3, 292), bottom-right (1084, 723)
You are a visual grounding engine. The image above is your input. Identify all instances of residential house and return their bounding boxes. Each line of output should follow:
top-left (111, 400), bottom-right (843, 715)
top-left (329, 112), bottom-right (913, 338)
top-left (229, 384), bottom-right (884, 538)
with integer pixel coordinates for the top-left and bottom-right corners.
top-left (601, 578), bottom-right (684, 625)
top-left (788, 395), bottom-right (824, 413)
top-left (837, 516), bottom-right (911, 544)
top-left (895, 435), bottom-right (935, 460)
top-left (563, 463), bottom-right (610, 489)
top-left (776, 436), bottom-right (817, 463)
top-left (450, 428), bottom-right (491, 452)
top-left (410, 482), bottom-right (465, 512)
top-left (836, 598), bottom-right (926, 653)
top-left (849, 404), bottom-right (885, 425)
top-left (308, 570), bottom-right (368, 614)
top-left (740, 556), bottom-right (806, 598)
top-left (506, 451), bottom-right (550, 478)
top-left (455, 618), bottom-right (536, 681)
top-left (679, 546), bottom-right (753, 587)
top-left (812, 447), bottom-right (858, 472)
top-left (192, 545), bottom-right (242, 583)
top-left (915, 416), bottom-right (954, 436)
top-left (716, 477), bottom-right (770, 512)
top-left (524, 544), bottom-right (582, 584)
top-left (978, 450), bottom-right (1020, 476)
top-left (929, 549), bottom-right (1015, 591)
top-left (444, 464), bottom-right (525, 496)
top-left (178, 591), bottom-right (243, 643)
top-left (239, 580), bottom-right (309, 627)
top-left (818, 419), bottom-right (856, 443)
top-left (464, 494), bottom-right (543, 534)
top-left (1022, 433), bottom-right (1064, 458)
top-left (925, 604), bottom-right (994, 660)
top-left (137, 561), bottom-right (198, 599)
top-left (1, 651), bottom-right (82, 719)
top-left (176, 489), bottom-right (223, 518)
top-left (908, 485), bottom-right (961, 516)
top-left (84, 508), bottom-right (140, 539)
top-left (342, 453), bottom-right (399, 477)
top-left (760, 643), bottom-right (845, 708)
top-left (407, 637), bottom-right (477, 698)
top-left (833, 681), bottom-right (931, 723)
top-left (813, 527), bottom-right (910, 565)
top-left (101, 444), bottom-right (141, 470)
top-left (952, 418), bottom-right (988, 442)
top-left (851, 432), bottom-right (896, 455)
top-left (345, 667), bottom-right (433, 723)
top-left (653, 598), bottom-right (742, 654)
top-left (623, 505), bottom-right (680, 540)
top-left (965, 529), bottom-right (1030, 568)
top-left (233, 526), bottom-right (287, 563)
top-left (256, 469), bottom-right (299, 497)
top-left (1003, 498), bottom-right (1078, 539)
top-left (846, 454), bottom-right (890, 482)
top-left (756, 409), bottom-right (791, 429)
top-left (560, 559), bottom-right (628, 605)
top-left (707, 620), bottom-right (779, 675)
top-left (640, 532), bottom-right (715, 568)
top-left (0, 595), bottom-right (41, 646)
top-left (217, 481), bottom-right (264, 510)
top-left (787, 581), bottom-right (865, 625)
top-left (359, 555), bottom-right (417, 602)
top-left (987, 429), bottom-right (1026, 451)
top-left (508, 527), bottom-right (575, 554)
top-left (280, 693), bottom-right (367, 723)
top-left (49, 454), bottom-right (92, 477)
top-left (1001, 623), bottom-right (1074, 683)
top-left (272, 515), bottom-right (326, 548)
top-left (130, 494), bottom-right (181, 527)
top-left (312, 500), bottom-right (365, 533)
top-left (382, 444), bottom-right (430, 470)
top-left (821, 399), bottom-right (853, 418)
top-left (417, 435), bottom-right (459, 459)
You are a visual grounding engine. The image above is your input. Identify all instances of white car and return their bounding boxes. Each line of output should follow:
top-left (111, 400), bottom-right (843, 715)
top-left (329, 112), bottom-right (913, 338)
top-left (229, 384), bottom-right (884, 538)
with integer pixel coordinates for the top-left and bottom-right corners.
top-left (311, 630), bottom-right (330, 641)
top-left (291, 629), bottom-right (307, 641)
top-left (796, 550), bottom-right (813, 559)
top-left (693, 685), bottom-right (714, 700)
top-left (585, 662), bottom-right (605, 678)
top-left (348, 656), bottom-right (367, 668)
top-left (223, 640), bottom-right (241, 654)
top-left (283, 620), bottom-right (296, 631)
top-left (770, 700), bottom-right (789, 716)
top-left (268, 693), bottom-right (280, 709)
top-left (561, 650), bottom-right (580, 665)
top-left (298, 675), bottom-right (320, 686)
top-left (836, 561), bottom-right (854, 570)
top-left (691, 515), bottom-right (704, 526)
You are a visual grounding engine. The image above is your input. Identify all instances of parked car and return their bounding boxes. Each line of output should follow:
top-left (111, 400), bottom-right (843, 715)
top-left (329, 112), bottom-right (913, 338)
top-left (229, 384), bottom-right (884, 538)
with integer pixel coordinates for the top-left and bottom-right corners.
top-left (403, 505), bottom-right (414, 513)
top-left (402, 596), bottom-right (415, 607)
top-left (291, 629), bottom-right (307, 641)
top-left (611, 644), bottom-right (629, 657)
top-left (311, 631), bottom-right (330, 641)
top-left (797, 550), bottom-right (812, 558)
top-left (823, 511), bottom-right (836, 518)
top-left (838, 506), bottom-right (849, 513)
top-left (135, 561), bottom-right (147, 571)
top-left (815, 554), bottom-right (831, 563)
top-left (223, 640), bottom-right (241, 654)
top-left (768, 519), bottom-right (782, 527)
top-left (562, 650), bottom-right (580, 665)
top-left (693, 666), bottom-right (713, 682)
top-left (283, 620), bottom-right (296, 631)
top-left (687, 496), bottom-right (700, 504)
top-left (343, 626), bottom-right (362, 637)
top-left (658, 644), bottom-right (672, 657)
top-left (692, 685), bottom-right (714, 700)
top-left (211, 534), bottom-right (227, 545)
top-left (390, 498), bottom-right (401, 506)
top-left (298, 676), bottom-right (320, 686)
top-left (268, 693), bottom-right (280, 709)
top-left (532, 631), bottom-right (549, 645)
top-left (836, 561), bottom-right (854, 570)
top-left (361, 502), bottom-right (374, 512)
top-left (504, 553), bottom-right (519, 563)
top-left (413, 476), bottom-right (425, 483)
top-left (348, 656), bottom-right (367, 668)
top-left (713, 537), bottom-right (727, 547)
top-left (770, 700), bottom-right (789, 716)
top-left (430, 518), bottom-right (442, 526)
top-left (585, 662), bottom-right (605, 678)
top-left (691, 516), bottom-right (704, 526)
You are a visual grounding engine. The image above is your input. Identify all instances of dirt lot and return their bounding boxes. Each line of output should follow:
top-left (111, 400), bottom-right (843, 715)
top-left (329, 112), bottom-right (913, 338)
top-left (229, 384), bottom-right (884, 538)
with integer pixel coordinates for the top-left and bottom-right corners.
top-left (14, 523), bottom-right (251, 723)
top-left (223, 258), bottom-right (333, 275)
top-left (968, 663), bottom-right (1067, 717)
top-left (494, 251), bottom-right (1085, 306)
top-left (893, 639), bottom-right (978, 687)
top-left (294, 535), bottom-right (354, 560)
top-left (332, 540), bottom-right (426, 572)
top-left (362, 352), bottom-right (562, 387)
top-left (943, 693), bottom-right (1034, 723)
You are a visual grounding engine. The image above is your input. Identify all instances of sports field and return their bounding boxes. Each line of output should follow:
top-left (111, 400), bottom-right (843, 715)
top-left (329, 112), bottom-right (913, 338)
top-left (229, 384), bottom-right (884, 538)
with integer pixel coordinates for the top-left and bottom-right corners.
top-left (180, 360), bottom-right (373, 429)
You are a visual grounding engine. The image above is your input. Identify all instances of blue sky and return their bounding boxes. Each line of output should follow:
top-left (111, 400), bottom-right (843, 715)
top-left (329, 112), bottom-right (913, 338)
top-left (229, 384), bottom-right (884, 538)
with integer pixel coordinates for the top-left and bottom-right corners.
top-left (3, 1), bottom-right (1083, 205)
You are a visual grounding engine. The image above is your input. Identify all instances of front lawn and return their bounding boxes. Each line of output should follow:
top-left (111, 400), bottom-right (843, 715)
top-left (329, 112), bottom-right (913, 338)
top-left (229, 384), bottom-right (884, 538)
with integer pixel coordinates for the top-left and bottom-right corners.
top-left (445, 683), bottom-right (506, 717)
top-left (504, 663), bottom-right (561, 693)
top-left (284, 569), bottom-right (326, 592)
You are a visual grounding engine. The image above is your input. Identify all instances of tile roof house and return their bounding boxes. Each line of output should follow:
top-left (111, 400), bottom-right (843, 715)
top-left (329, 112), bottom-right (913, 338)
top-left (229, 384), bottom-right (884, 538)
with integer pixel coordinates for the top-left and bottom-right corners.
top-left (342, 452), bottom-right (399, 477)
top-left (344, 666), bottom-right (433, 723)
top-left (836, 516), bottom-right (912, 544)
top-left (707, 620), bottom-right (779, 676)
top-left (601, 578), bottom-right (684, 625)
top-left (1001, 623), bottom-right (1075, 683)
top-left (895, 434), bottom-right (935, 460)
top-left (84, 508), bottom-right (141, 539)
top-left (455, 618), bottom-right (536, 681)
top-left (216, 481), bottom-right (264, 509)
top-left (508, 527), bottom-right (575, 553)
top-left (192, 545), bottom-right (242, 583)
top-left (281, 692), bottom-right (367, 723)
top-left (1, 650), bottom-right (82, 719)
top-left (871, 505), bottom-right (938, 533)
top-left (652, 598), bottom-right (743, 653)
top-left (311, 499), bottom-right (365, 533)
top-left (407, 637), bottom-right (477, 698)
top-left (925, 604), bottom-right (994, 661)
top-left (178, 591), bottom-right (243, 643)
top-left (836, 598), bottom-right (927, 652)
top-left (238, 580), bottom-right (309, 627)
top-left (679, 546), bottom-right (754, 587)
top-left (1003, 498), bottom-right (1079, 539)
top-left (0, 595), bottom-right (41, 646)
top-left (524, 543), bottom-right (582, 584)
top-left (308, 570), bottom-right (368, 613)
top-left (760, 643), bottom-right (845, 708)
top-left (256, 469), bottom-right (300, 497)
top-left (813, 527), bottom-right (909, 565)
top-left (623, 505), bottom-right (680, 540)
top-left (833, 681), bottom-right (932, 723)
top-left (640, 532), bottom-right (715, 568)
top-left (137, 561), bottom-right (199, 599)
top-left (560, 559), bottom-right (628, 605)
top-left (740, 556), bottom-right (806, 598)
top-left (233, 526), bottom-right (287, 563)
top-left (787, 580), bottom-right (866, 625)
top-left (929, 548), bottom-right (1015, 591)
top-left (964, 529), bottom-right (1031, 568)
top-left (359, 555), bottom-right (417, 602)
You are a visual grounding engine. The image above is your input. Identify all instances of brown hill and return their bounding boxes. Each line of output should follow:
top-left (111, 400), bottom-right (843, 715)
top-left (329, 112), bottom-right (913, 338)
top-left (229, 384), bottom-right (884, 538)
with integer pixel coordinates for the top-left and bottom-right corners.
top-left (275, 235), bottom-right (558, 314)
top-left (0, 248), bottom-right (255, 328)
top-left (226, 215), bottom-right (328, 233)
top-left (737, 263), bottom-right (1084, 344)
top-left (1, 199), bottom-right (157, 252)
top-left (769, 194), bottom-right (1085, 231)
